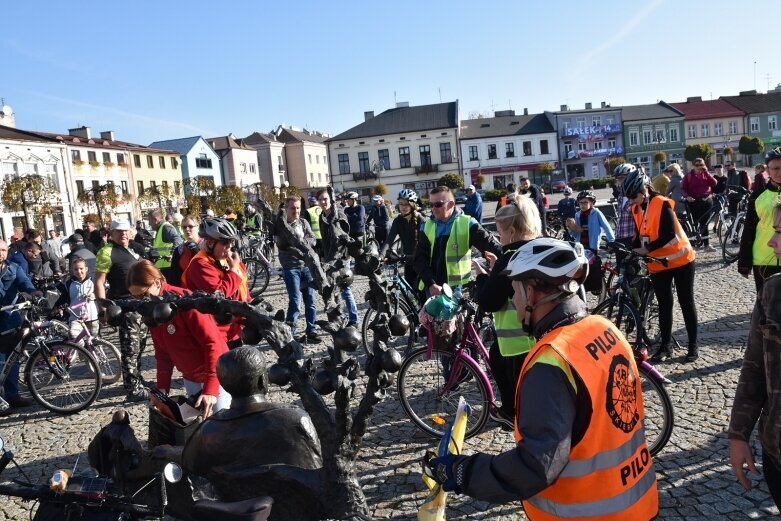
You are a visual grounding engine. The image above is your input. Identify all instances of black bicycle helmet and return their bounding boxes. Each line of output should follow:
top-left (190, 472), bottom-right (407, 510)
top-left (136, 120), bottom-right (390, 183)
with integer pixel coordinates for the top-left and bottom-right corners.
top-left (613, 163), bottom-right (638, 178)
top-left (765, 146), bottom-right (781, 162)
top-left (621, 168), bottom-right (651, 198)
top-left (199, 217), bottom-right (238, 241)
top-left (576, 190), bottom-right (597, 202)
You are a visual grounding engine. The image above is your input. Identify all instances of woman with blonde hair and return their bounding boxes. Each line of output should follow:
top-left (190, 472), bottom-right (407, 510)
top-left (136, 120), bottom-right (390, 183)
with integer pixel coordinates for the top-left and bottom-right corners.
top-left (474, 195), bottom-right (541, 429)
top-left (169, 214), bottom-right (201, 286)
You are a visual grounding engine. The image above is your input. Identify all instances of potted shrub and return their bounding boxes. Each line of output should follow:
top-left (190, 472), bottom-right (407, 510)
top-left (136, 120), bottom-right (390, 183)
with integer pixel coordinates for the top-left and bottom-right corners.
top-left (88, 160), bottom-right (101, 168)
top-left (72, 159), bottom-right (85, 167)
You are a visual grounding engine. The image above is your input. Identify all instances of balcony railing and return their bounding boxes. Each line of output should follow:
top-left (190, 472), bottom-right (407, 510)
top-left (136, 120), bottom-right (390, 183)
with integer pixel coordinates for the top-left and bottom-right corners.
top-left (414, 163), bottom-right (439, 175)
top-left (352, 171), bottom-right (378, 182)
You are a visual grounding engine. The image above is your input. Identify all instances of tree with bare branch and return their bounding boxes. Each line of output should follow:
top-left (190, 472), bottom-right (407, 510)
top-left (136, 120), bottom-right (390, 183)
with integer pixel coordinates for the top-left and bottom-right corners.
top-left (1, 174), bottom-right (61, 230)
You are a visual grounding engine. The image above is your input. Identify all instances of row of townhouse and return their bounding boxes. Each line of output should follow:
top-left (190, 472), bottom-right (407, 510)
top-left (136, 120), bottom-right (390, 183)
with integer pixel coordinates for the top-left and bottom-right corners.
top-left (328, 89), bottom-right (781, 199)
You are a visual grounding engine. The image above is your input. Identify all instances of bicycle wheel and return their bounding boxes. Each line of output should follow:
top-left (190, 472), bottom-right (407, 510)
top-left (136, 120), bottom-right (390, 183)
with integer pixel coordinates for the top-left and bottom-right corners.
top-left (593, 296), bottom-right (642, 346)
top-left (25, 341), bottom-right (102, 415)
top-left (717, 213), bottom-right (734, 248)
top-left (245, 259), bottom-right (270, 294)
top-left (361, 293), bottom-right (416, 355)
top-left (640, 281), bottom-right (661, 348)
top-left (90, 338), bottom-right (121, 385)
top-left (721, 214), bottom-right (743, 264)
top-left (637, 362), bottom-right (674, 457)
top-left (397, 347), bottom-right (490, 439)
top-left (46, 319), bottom-right (71, 340)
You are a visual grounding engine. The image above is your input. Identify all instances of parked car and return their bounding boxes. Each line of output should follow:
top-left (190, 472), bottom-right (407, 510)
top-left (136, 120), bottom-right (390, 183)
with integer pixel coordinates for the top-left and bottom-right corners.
top-left (551, 180), bottom-right (568, 193)
top-left (454, 189), bottom-right (468, 204)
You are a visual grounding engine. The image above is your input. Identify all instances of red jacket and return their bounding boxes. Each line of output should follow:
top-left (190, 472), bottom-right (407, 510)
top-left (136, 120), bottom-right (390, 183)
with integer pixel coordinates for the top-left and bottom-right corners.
top-left (152, 284), bottom-right (228, 396)
top-left (681, 169), bottom-right (717, 198)
top-left (181, 250), bottom-right (248, 342)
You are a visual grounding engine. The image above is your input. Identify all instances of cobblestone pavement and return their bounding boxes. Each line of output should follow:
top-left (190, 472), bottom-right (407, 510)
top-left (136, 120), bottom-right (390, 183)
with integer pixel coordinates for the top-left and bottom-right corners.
top-left (0, 250), bottom-right (778, 520)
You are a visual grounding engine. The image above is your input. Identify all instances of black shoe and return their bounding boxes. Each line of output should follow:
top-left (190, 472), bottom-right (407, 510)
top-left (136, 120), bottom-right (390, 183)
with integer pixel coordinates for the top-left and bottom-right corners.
top-left (7, 395), bottom-right (34, 408)
top-left (305, 332), bottom-right (322, 344)
top-left (489, 409), bottom-right (515, 431)
top-left (685, 345), bottom-right (699, 363)
top-left (649, 345), bottom-right (673, 363)
top-left (125, 389), bottom-right (148, 403)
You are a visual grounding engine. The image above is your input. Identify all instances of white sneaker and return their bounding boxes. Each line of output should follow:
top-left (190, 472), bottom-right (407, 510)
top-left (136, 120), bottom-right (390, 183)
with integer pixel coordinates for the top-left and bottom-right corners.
top-left (704, 245), bottom-right (717, 252)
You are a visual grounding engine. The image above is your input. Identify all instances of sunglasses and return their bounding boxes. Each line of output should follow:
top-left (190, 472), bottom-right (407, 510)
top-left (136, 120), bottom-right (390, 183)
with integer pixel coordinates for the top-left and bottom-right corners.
top-left (431, 200), bottom-right (451, 208)
top-left (695, 163), bottom-right (704, 167)
top-left (182, 225), bottom-right (196, 229)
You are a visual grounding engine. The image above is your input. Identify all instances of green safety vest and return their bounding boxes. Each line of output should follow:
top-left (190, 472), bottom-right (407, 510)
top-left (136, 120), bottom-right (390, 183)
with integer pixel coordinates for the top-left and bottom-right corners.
top-left (307, 206), bottom-right (322, 240)
top-left (152, 222), bottom-right (177, 269)
top-left (752, 188), bottom-right (781, 266)
top-left (494, 297), bottom-right (536, 357)
top-left (419, 214), bottom-right (471, 290)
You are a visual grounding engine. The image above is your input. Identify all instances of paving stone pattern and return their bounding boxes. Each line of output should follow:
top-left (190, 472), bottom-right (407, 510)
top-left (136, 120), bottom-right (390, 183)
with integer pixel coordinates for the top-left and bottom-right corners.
top-left (0, 250), bottom-right (778, 520)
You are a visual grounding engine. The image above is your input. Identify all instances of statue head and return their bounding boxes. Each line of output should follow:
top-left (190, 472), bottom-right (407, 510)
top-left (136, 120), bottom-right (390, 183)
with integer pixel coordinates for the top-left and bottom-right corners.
top-left (217, 346), bottom-right (269, 398)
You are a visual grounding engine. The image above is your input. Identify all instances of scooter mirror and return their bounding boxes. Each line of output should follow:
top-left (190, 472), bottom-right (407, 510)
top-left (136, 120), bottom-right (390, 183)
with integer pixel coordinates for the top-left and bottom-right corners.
top-left (163, 462), bottom-right (183, 483)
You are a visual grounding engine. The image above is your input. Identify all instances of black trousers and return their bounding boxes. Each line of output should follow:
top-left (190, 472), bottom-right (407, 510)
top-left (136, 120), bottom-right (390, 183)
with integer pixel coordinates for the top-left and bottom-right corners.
top-left (650, 262), bottom-right (698, 347)
top-left (764, 451), bottom-right (781, 511)
top-left (688, 198), bottom-right (714, 246)
top-left (489, 341), bottom-right (527, 417)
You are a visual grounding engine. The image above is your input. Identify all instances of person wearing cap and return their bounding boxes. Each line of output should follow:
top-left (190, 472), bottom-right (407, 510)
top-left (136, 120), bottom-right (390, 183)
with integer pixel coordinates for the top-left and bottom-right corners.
top-left (556, 187), bottom-right (577, 220)
top-left (425, 238), bottom-right (658, 520)
top-left (148, 209), bottom-right (183, 278)
top-left (95, 219), bottom-right (147, 402)
top-left (343, 192), bottom-right (366, 243)
top-left (65, 233), bottom-right (97, 278)
top-left (366, 194), bottom-right (391, 246)
top-left (463, 185), bottom-right (483, 224)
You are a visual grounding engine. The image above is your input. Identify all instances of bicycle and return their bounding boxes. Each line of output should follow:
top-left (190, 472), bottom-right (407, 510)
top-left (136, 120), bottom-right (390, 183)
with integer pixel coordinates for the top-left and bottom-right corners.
top-left (237, 230), bottom-right (273, 295)
top-left (361, 250), bottom-right (422, 355)
top-left (721, 186), bottom-right (751, 264)
top-left (0, 297), bottom-right (102, 415)
top-left (678, 195), bottom-right (725, 249)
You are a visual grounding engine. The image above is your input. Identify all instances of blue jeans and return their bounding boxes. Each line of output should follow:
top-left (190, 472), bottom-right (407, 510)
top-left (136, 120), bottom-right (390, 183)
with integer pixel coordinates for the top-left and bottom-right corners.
top-left (282, 266), bottom-right (317, 336)
top-left (342, 286), bottom-right (359, 325)
top-left (0, 353), bottom-right (20, 399)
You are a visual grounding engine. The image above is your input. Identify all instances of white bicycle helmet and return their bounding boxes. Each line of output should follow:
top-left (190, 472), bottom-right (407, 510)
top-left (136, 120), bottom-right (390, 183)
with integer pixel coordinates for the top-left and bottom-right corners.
top-left (199, 217), bottom-right (238, 241)
top-left (398, 189), bottom-right (418, 203)
top-left (563, 187), bottom-right (573, 195)
top-left (345, 191), bottom-right (359, 200)
top-left (621, 168), bottom-right (651, 198)
top-left (613, 163), bottom-right (638, 178)
top-left (372, 195), bottom-right (383, 202)
top-left (503, 238), bottom-right (588, 293)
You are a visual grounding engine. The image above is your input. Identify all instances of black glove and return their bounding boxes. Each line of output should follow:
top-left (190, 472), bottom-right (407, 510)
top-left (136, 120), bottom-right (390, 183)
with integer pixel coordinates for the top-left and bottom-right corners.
top-left (422, 451), bottom-right (463, 493)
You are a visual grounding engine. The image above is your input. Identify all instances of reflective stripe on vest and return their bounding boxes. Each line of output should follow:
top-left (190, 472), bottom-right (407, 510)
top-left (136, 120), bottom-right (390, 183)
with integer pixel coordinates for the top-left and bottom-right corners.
top-left (494, 298), bottom-right (535, 357)
top-left (632, 195), bottom-right (695, 274)
top-left (153, 222), bottom-right (177, 269)
top-left (515, 315), bottom-right (659, 521)
top-left (419, 214), bottom-right (472, 290)
top-left (306, 206), bottom-right (322, 240)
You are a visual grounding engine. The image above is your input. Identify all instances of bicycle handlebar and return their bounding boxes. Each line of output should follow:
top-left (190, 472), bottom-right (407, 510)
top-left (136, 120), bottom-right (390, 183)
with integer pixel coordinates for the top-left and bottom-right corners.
top-left (384, 250), bottom-right (413, 265)
top-left (603, 241), bottom-right (669, 268)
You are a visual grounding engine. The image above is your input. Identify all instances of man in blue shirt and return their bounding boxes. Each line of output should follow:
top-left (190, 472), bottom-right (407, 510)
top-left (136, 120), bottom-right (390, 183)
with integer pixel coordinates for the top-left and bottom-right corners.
top-left (366, 195), bottom-right (390, 245)
top-left (0, 239), bottom-right (40, 416)
top-left (463, 185), bottom-right (483, 224)
top-left (557, 187), bottom-right (577, 220)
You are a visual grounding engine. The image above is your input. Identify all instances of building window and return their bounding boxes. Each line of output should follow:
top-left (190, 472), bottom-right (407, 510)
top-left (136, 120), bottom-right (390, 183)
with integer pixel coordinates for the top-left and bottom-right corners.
top-left (729, 120), bottom-right (738, 134)
top-left (608, 138), bottom-right (617, 149)
top-left (121, 180), bottom-right (128, 195)
top-left (487, 144), bottom-right (497, 159)
top-left (147, 155), bottom-right (154, 168)
top-left (440, 142), bottom-right (452, 163)
top-left (196, 154), bottom-right (212, 169)
top-left (505, 142), bottom-right (515, 158)
top-left (605, 116), bottom-right (615, 125)
top-left (688, 125), bottom-right (696, 138)
top-left (338, 153), bottom-right (350, 174)
top-left (770, 116), bottom-right (778, 131)
top-left (150, 180), bottom-right (157, 188)
top-left (419, 145), bottom-right (431, 166)
top-left (643, 130), bottom-right (652, 145)
top-left (117, 153), bottom-right (126, 165)
top-left (316, 155), bottom-right (320, 164)
top-left (71, 150), bottom-right (81, 161)
top-left (578, 143), bottom-right (588, 152)
top-left (563, 141), bottom-right (573, 157)
top-left (655, 129), bottom-right (666, 143)
top-left (278, 156), bottom-right (284, 171)
top-left (174, 181), bottom-right (180, 194)
top-left (399, 147), bottom-right (411, 168)
top-left (102, 152), bottom-right (111, 163)
top-left (249, 163), bottom-right (256, 174)
top-left (468, 145), bottom-right (479, 161)
top-left (540, 140), bottom-right (549, 155)
top-left (88, 151), bottom-right (97, 162)
top-left (576, 117), bottom-right (586, 127)
top-left (378, 149), bottom-right (390, 170)
top-left (629, 132), bottom-right (639, 146)
top-left (669, 127), bottom-right (679, 142)
top-left (76, 180), bottom-right (84, 196)
top-left (750, 117), bottom-right (760, 132)
top-left (22, 163), bottom-right (37, 175)
top-left (137, 180), bottom-right (144, 193)
top-left (240, 162), bottom-right (247, 173)
top-left (522, 141), bottom-right (532, 156)
top-left (592, 116), bottom-right (601, 127)
top-left (701, 124), bottom-right (710, 137)
top-left (358, 152), bottom-right (370, 173)
top-left (133, 154), bottom-right (141, 167)
top-left (714, 122), bottom-right (723, 136)
top-left (171, 157), bottom-right (179, 169)
top-left (162, 181), bottom-right (168, 190)
top-left (92, 180), bottom-right (100, 191)
top-left (594, 141), bottom-right (604, 150)
top-left (159, 156), bottom-right (166, 168)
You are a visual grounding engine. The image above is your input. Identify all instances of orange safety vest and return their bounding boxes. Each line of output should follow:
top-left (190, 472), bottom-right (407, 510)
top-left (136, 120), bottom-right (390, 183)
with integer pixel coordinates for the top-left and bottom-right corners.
top-left (515, 315), bottom-right (658, 521)
top-left (632, 195), bottom-right (695, 274)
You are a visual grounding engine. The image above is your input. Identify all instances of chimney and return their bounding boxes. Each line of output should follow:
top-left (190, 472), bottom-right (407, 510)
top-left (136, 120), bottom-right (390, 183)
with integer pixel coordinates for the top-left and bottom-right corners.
top-left (739, 90), bottom-right (758, 96)
top-left (100, 130), bottom-right (115, 141)
top-left (494, 110), bottom-right (515, 117)
top-left (601, 101), bottom-right (606, 108)
top-left (560, 105), bottom-right (569, 111)
top-left (686, 96), bottom-right (703, 103)
top-left (585, 102), bottom-right (592, 110)
top-left (68, 126), bottom-right (91, 139)
top-left (396, 101), bottom-right (410, 108)
top-left (523, 108), bottom-right (529, 115)
top-left (364, 111), bottom-right (374, 121)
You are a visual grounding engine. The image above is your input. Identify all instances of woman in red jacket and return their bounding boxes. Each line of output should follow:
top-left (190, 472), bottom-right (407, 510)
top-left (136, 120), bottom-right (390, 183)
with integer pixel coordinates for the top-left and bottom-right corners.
top-left (128, 260), bottom-right (230, 417)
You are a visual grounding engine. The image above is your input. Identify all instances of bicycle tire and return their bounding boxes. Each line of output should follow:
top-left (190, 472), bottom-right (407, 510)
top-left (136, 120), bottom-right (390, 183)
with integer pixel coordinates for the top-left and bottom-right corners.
top-left (25, 341), bottom-right (102, 415)
top-left (637, 362), bottom-right (674, 457)
top-left (397, 347), bottom-right (490, 439)
top-left (717, 213), bottom-right (734, 248)
top-left (721, 214), bottom-right (743, 264)
top-left (640, 281), bottom-right (661, 348)
top-left (592, 296), bottom-right (642, 346)
top-left (361, 293), bottom-right (417, 355)
top-left (90, 338), bottom-right (121, 385)
top-left (245, 259), bottom-right (270, 295)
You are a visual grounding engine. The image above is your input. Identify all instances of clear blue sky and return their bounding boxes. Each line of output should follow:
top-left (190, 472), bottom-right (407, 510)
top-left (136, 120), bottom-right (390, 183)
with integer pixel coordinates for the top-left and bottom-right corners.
top-left (1, 0), bottom-right (777, 145)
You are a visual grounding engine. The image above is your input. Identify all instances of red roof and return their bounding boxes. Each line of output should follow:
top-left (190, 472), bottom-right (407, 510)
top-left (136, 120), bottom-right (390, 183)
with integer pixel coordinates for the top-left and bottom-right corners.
top-left (669, 99), bottom-right (744, 121)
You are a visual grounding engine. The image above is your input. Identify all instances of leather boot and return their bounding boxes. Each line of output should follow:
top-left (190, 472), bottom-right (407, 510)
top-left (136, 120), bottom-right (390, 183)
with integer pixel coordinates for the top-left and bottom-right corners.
top-left (685, 344), bottom-right (699, 362)
top-left (649, 344), bottom-right (673, 363)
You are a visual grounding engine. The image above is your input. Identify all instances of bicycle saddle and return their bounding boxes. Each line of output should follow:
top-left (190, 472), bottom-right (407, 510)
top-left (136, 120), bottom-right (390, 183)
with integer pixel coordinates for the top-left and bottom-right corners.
top-left (191, 496), bottom-right (274, 521)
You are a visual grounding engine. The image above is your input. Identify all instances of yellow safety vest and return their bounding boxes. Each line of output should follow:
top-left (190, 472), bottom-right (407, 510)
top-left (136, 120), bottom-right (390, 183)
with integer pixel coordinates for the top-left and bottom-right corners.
top-left (494, 298), bottom-right (535, 357)
top-left (419, 214), bottom-right (471, 290)
top-left (306, 206), bottom-right (322, 240)
top-left (152, 222), bottom-right (177, 269)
